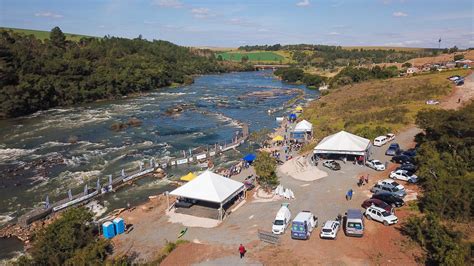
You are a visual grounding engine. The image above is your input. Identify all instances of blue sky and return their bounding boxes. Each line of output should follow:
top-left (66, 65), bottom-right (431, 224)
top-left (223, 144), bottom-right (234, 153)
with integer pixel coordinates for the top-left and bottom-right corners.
top-left (1, 0), bottom-right (473, 48)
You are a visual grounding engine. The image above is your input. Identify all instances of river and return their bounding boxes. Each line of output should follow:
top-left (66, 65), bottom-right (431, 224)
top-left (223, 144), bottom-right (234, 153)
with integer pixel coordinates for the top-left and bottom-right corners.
top-left (0, 70), bottom-right (317, 227)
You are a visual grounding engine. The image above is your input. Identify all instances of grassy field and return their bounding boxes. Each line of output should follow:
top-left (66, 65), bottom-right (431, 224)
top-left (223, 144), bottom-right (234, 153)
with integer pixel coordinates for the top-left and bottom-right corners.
top-left (216, 51), bottom-right (287, 63)
top-left (0, 27), bottom-right (96, 41)
top-left (300, 69), bottom-right (471, 152)
top-left (341, 46), bottom-right (428, 51)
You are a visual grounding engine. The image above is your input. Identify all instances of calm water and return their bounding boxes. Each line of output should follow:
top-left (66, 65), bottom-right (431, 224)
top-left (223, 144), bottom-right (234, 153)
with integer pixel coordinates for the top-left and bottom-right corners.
top-left (0, 70), bottom-right (316, 225)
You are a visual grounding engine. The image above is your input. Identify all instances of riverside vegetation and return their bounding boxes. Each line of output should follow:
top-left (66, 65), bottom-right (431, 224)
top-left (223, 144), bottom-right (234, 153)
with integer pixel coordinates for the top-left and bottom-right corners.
top-left (0, 27), bottom-right (252, 118)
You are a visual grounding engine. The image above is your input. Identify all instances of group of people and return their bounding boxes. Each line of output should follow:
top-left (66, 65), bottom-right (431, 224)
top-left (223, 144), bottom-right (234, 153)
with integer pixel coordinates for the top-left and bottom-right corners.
top-left (222, 161), bottom-right (243, 178)
top-left (357, 174), bottom-right (370, 187)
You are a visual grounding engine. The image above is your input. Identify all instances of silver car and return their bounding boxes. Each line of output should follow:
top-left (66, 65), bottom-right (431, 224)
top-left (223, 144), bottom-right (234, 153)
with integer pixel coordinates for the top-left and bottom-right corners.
top-left (370, 183), bottom-right (406, 198)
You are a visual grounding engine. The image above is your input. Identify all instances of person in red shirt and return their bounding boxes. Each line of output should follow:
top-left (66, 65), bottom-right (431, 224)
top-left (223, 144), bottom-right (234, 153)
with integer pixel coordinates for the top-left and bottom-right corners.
top-left (238, 244), bottom-right (246, 259)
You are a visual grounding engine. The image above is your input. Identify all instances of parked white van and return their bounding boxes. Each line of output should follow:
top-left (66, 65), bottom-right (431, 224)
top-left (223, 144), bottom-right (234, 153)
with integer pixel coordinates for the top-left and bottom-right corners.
top-left (272, 203), bottom-right (292, 235)
top-left (345, 209), bottom-right (364, 237)
top-left (374, 136), bottom-right (388, 147)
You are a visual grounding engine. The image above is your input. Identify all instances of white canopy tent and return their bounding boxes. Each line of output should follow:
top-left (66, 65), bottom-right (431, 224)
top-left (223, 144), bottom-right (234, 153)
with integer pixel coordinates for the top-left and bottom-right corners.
top-left (292, 120), bottom-right (313, 141)
top-left (170, 171), bottom-right (245, 220)
top-left (313, 130), bottom-right (371, 156)
top-left (294, 120), bottom-right (313, 132)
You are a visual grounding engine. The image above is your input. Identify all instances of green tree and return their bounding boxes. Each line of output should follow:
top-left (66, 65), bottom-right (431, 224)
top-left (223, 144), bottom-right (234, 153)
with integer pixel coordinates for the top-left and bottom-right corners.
top-left (50, 26), bottom-right (66, 48)
top-left (453, 54), bottom-right (464, 61)
top-left (402, 62), bottom-right (412, 68)
top-left (254, 151), bottom-right (279, 188)
top-left (28, 207), bottom-right (109, 265)
top-left (241, 55), bottom-right (249, 63)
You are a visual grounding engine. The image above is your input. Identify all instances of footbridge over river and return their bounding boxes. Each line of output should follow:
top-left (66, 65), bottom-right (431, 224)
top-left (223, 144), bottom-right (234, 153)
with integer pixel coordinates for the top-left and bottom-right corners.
top-left (254, 64), bottom-right (290, 70)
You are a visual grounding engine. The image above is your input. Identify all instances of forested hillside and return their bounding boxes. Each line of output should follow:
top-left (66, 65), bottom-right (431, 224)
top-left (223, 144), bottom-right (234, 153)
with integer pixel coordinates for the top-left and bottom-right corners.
top-left (0, 27), bottom-right (252, 118)
top-left (238, 44), bottom-right (439, 68)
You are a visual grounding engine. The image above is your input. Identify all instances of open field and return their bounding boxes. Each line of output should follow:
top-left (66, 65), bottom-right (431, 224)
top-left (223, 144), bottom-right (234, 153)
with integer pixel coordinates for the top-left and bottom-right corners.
top-left (408, 50), bottom-right (474, 65)
top-left (302, 69), bottom-right (471, 144)
top-left (342, 46), bottom-right (428, 52)
top-left (216, 51), bottom-right (287, 63)
top-left (0, 27), bottom-right (96, 41)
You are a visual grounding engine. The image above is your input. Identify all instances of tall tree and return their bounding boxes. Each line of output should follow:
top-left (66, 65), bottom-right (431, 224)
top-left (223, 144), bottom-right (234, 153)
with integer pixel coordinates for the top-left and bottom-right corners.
top-left (50, 26), bottom-right (66, 48)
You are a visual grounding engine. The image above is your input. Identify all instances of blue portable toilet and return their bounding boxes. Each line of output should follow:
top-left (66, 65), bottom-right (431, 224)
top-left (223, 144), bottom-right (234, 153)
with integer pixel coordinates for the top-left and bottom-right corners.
top-left (113, 217), bottom-right (125, 235)
top-left (102, 221), bottom-right (116, 239)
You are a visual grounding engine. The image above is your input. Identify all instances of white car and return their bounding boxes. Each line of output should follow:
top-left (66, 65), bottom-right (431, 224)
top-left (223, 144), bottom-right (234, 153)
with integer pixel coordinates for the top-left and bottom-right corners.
top-left (386, 133), bottom-right (395, 142)
top-left (366, 159), bottom-right (386, 171)
top-left (377, 179), bottom-right (405, 191)
top-left (390, 169), bottom-right (418, 183)
top-left (365, 206), bottom-right (398, 226)
top-left (319, 220), bottom-right (340, 239)
top-left (426, 100), bottom-right (440, 105)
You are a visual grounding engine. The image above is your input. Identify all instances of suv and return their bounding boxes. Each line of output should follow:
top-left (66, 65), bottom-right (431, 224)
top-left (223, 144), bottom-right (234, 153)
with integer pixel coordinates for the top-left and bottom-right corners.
top-left (361, 198), bottom-right (393, 213)
top-left (319, 220), bottom-right (340, 239)
top-left (377, 179), bottom-right (405, 191)
top-left (397, 163), bottom-right (417, 174)
top-left (323, 160), bottom-right (341, 171)
top-left (365, 206), bottom-right (398, 226)
top-left (401, 148), bottom-right (416, 158)
top-left (366, 159), bottom-right (385, 171)
top-left (391, 155), bottom-right (415, 164)
top-left (371, 192), bottom-right (405, 207)
top-left (370, 183), bottom-right (406, 198)
top-left (385, 143), bottom-right (401, 156)
top-left (390, 169), bottom-right (418, 183)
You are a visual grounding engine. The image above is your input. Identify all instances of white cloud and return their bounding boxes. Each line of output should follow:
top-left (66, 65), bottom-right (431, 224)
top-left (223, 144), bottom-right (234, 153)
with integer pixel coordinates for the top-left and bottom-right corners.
top-left (227, 18), bottom-right (259, 27)
top-left (191, 8), bottom-right (211, 19)
top-left (296, 0), bottom-right (310, 7)
top-left (328, 31), bottom-right (340, 35)
top-left (152, 0), bottom-right (183, 8)
top-left (393, 11), bottom-right (408, 17)
top-left (34, 12), bottom-right (63, 19)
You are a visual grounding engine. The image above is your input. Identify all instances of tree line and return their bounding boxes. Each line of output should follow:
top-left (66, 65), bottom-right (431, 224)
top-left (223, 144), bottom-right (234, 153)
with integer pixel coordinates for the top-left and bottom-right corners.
top-left (273, 65), bottom-right (397, 89)
top-left (238, 43), bottom-right (440, 68)
top-left (0, 27), bottom-right (252, 118)
top-left (401, 102), bottom-right (473, 265)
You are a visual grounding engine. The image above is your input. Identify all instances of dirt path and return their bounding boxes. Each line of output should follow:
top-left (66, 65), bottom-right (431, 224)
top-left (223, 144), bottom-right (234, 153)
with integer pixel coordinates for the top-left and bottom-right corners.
top-left (440, 71), bottom-right (473, 110)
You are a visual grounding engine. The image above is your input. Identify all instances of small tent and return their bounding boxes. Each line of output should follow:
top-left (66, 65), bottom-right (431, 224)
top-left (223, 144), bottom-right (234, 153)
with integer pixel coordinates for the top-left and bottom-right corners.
top-left (243, 154), bottom-right (256, 163)
top-left (180, 172), bottom-right (197, 182)
top-left (292, 120), bottom-right (313, 140)
top-left (170, 171), bottom-right (245, 220)
top-left (313, 130), bottom-right (370, 159)
top-left (272, 135), bottom-right (284, 142)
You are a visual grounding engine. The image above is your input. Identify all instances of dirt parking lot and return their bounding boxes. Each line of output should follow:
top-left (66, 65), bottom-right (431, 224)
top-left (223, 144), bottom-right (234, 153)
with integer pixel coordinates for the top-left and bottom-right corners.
top-left (113, 125), bottom-right (422, 264)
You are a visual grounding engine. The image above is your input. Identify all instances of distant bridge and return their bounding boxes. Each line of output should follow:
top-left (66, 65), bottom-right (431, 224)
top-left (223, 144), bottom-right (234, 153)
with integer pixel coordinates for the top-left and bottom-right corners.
top-left (254, 64), bottom-right (290, 70)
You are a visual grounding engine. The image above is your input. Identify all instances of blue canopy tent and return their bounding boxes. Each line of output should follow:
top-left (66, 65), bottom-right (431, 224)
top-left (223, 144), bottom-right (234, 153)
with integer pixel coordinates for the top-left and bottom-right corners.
top-left (243, 153), bottom-right (257, 163)
top-left (289, 113), bottom-right (297, 120)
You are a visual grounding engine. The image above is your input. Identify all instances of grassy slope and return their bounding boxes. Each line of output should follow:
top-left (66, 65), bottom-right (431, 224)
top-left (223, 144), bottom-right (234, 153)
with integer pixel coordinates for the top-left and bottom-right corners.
top-left (301, 69), bottom-right (470, 149)
top-left (341, 46), bottom-right (427, 52)
top-left (0, 27), bottom-right (96, 41)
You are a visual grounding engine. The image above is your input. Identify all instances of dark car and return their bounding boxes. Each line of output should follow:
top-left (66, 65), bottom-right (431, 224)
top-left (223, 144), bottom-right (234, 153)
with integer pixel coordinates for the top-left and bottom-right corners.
top-left (397, 163), bottom-right (417, 174)
top-left (391, 155), bottom-right (414, 164)
top-left (361, 198), bottom-right (393, 213)
top-left (385, 143), bottom-right (401, 156)
top-left (371, 192), bottom-right (405, 208)
top-left (323, 160), bottom-right (341, 171)
top-left (401, 148), bottom-right (416, 157)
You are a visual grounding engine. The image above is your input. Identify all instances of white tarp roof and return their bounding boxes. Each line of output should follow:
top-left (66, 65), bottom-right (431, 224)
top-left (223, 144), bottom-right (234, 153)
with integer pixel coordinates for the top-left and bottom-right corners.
top-left (294, 120), bottom-right (313, 132)
top-left (313, 130), bottom-right (370, 155)
top-left (170, 171), bottom-right (244, 204)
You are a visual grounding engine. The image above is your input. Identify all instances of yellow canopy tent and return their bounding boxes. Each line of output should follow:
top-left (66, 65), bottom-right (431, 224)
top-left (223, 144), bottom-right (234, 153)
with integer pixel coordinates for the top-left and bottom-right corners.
top-left (295, 106), bottom-right (303, 112)
top-left (272, 135), bottom-right (284, 142)
top-left (180, 172), bottom-right (197, 182)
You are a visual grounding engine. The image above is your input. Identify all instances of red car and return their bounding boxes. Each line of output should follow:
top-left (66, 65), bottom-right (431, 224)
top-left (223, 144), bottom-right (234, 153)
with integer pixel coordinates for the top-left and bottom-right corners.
top-left (361, 198), bottom-right (393, 213)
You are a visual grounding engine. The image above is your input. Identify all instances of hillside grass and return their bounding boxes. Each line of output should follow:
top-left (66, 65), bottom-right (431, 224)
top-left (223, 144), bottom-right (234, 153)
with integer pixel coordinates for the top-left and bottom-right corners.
top-left (341, 46), bottom-right (427, 52)
top-left (216, 51), bottom-right (287, 63)
top-left (300, 69), bottom-right (471, 152)
top-left (0, 27), bottom-right (96, 41)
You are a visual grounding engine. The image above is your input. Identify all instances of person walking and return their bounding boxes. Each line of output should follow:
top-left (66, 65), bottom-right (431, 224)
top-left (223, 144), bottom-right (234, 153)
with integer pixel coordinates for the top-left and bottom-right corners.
top-left (365, 174), bottom-right (369, 185)
top-left (238, 244), bottom-right (246, 259)
top-left (346, 189), bottom-right (353, 200)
